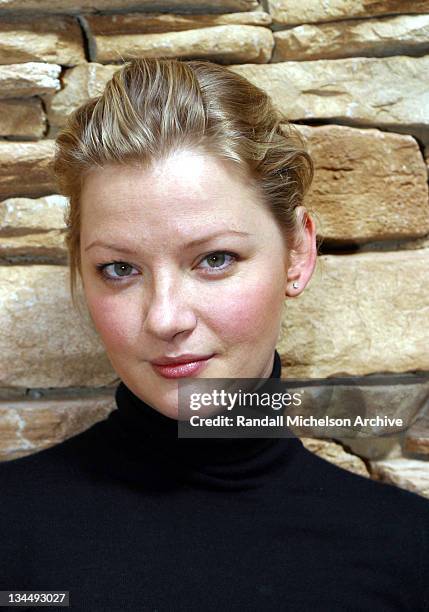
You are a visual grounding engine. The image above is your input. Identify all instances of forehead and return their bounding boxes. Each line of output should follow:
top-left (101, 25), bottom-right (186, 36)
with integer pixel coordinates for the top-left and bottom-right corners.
top-left (78, 152), bottom-right (286, 258)
top-left (80, 150), bottom-right (262, 221)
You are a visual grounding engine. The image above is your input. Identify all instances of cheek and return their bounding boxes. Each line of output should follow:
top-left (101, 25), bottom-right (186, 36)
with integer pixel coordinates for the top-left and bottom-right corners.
top-left (205, 275), bottom-right (284, 342)
top-left (85, 293), bottom-right (140, 352)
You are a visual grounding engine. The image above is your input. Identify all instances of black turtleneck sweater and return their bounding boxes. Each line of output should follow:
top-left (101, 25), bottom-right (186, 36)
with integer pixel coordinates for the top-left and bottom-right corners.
top-left (1, 350), bottom-right (428, 611)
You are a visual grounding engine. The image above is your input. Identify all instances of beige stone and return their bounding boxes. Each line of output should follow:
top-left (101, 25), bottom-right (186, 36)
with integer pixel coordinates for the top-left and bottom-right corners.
top-left (0, 0), bottom-right (259, 12)
top-left (293, 124), bottom-right (429, 243)
top-left (273, 14), bottom-right (429, 61)
top-left (404, 407), bottom-right (429, 456)
top-left (0, 141), bottom-right (56, 198)
top-left (284, 373), bottom-right (429, 438)
top-left (0, 15), bottom-right (85, 66)
top-left (0, 231), bottom-right (67, 262)
top-left (335, 435), bottom-right (404, 462)
top-left (0, 266), bottom-right (117, 389)
top-left (0, 391), bottom-right (115, 461)
top-left (229, 55), bottom-right (429, 144)
top-left (369, 456), bottom-right (429, 499)
top-left (299, 437), bottom-right (369, 477)
top-left (344, 234), bottom-right (429, 253)
top-left (89, 23), bottom-right (273, 65)
top-left (0, 195), bottom-right (68, 260)
top-left (0, 62), bottom-right (61, 98)
top-left (46, 63), bottom-right (120, 132)
top-left (0, 194), bottom-right (68, 234)
top-left (0, 98), bottom-right (45, 139)
top-left (268, 0), bottom-right (429, 26)
top-left (278, 249), bottom-right (429, 378)
top-left (85, 9), bottom-right (271, 37)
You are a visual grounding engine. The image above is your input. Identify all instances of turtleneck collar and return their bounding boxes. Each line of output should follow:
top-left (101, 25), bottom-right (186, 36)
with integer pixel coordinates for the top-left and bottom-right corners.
top-left (108, 350), bottom-right (299, 490)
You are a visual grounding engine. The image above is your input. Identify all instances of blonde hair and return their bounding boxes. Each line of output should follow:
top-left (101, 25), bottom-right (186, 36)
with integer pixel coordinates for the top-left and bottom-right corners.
top-left (54, 57), bottom-right (314, 310)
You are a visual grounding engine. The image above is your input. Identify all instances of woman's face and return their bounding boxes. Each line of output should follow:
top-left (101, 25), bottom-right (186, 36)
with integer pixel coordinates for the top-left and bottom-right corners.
top-left (79, 149), bottom-right (313, 419)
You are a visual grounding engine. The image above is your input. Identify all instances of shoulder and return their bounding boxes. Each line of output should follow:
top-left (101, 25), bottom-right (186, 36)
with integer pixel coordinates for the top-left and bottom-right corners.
top-left (294, 438), bottom-right (429, 520)
top-left (294, 440), bottom-right (429, 607)
top-left (0, 418), bottom-right (114, 588)
top-left (0, 417), bottom-right (109, 490)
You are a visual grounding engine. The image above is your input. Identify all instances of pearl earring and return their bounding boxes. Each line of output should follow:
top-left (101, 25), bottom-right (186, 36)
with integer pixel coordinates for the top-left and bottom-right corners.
top-left (292, 281), bottom-right (299, 289)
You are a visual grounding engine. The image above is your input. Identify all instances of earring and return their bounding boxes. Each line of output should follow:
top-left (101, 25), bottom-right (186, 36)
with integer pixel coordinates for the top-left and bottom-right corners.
top-left (292, 281), bottom-right (299, 289)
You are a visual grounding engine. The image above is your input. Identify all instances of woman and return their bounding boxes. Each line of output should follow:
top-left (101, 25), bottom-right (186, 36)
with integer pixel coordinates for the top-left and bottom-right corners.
top-left (0, 58), bottom-right (428, 611)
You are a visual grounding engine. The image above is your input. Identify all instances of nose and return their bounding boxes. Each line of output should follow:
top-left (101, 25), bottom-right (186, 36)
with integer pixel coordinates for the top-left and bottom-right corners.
top-left (144, 274), bottom-right (197, 341)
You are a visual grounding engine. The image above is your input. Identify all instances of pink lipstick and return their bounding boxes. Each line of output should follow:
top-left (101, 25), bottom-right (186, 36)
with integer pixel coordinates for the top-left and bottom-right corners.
top-left (151, 355), bottom-right (214, 379)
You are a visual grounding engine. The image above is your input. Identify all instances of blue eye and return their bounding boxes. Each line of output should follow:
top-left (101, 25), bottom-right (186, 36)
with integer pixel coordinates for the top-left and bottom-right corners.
top-left (199, 252), bottom-right (237, 273)
top-left (96, 261), bottom-right (138, 282)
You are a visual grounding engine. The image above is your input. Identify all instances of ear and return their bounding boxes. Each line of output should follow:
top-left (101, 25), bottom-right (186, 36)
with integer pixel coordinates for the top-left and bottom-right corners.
top-left (285, 206), bottom-right (317, 298)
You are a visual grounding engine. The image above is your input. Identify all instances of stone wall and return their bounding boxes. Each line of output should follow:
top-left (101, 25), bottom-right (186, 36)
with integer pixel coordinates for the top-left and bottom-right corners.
top-left (0, 0), bottom-right (428, 497)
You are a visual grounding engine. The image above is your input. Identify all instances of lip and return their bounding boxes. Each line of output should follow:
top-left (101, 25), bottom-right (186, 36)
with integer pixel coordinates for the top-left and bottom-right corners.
top-left (151, 355), bottom-right (214, 379)
top-left (151, 353), bottom-right (214, 366)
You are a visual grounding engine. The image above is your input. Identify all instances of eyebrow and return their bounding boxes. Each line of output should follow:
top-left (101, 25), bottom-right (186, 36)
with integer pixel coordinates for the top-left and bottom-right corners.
top-left (84, 230), bottom-right (252, 254)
